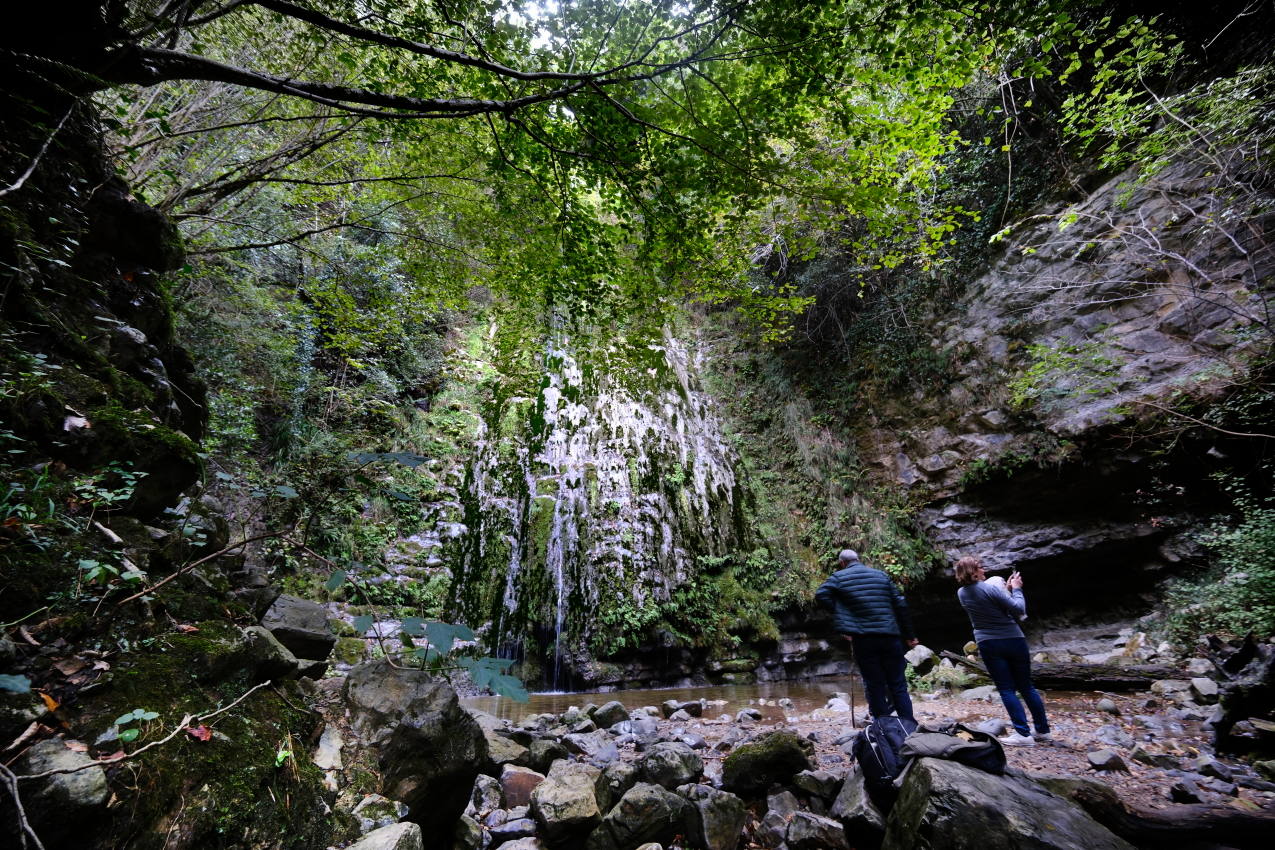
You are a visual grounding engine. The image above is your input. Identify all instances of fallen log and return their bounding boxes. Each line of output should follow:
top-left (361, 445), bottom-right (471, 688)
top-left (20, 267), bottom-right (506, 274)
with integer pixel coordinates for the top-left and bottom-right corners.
top-left (1036, 773), bottom-right (1275, 849)
top-left (938, 650), bottom-right (1181, 691)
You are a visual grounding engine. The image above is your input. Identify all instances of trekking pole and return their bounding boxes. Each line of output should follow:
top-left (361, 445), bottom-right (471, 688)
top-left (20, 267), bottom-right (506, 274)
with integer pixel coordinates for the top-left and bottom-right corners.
top-left (848, 638), bottom-right (857, 728)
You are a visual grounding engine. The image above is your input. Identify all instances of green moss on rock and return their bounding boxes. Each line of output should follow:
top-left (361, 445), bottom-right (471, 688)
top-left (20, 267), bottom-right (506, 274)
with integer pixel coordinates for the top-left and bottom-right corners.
top-left (721, 730), bottom-right (814, 797)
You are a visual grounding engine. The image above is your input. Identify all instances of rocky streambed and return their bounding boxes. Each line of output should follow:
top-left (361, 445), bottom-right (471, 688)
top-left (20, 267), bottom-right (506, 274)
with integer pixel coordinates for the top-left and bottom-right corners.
top-left (304, 642), bottom-right (1275, 850)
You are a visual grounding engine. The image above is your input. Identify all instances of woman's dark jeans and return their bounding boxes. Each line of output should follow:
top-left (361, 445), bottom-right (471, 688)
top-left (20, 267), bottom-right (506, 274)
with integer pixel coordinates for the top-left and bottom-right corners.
top-left (978, 637), bottom-right (1049, 736)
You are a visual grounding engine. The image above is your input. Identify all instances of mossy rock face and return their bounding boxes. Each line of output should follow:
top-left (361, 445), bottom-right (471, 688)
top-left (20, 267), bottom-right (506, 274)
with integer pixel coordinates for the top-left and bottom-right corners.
top-left (82, 176), bottom-right (186, 274)
top-left (334, 637), bottom-right (367, 665)
top-left (721, 730), bottom-right (815, 797)
top-left (78, 405), bottom-right (202, 519)
top-left (65, 621), bottom-right (349, 850)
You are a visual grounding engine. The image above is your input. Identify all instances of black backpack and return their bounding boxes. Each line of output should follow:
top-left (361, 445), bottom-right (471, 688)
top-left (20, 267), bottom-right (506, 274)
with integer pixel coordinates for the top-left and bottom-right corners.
top-left (851, 715), bottom-right (918, 809)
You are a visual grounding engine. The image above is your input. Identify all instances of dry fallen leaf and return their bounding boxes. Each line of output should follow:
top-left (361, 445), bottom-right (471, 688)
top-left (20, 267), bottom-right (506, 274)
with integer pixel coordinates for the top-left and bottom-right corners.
top-left (64, 740), bottom-right (88, 752)
top-left (53, 657), bottom-right (88, 676)
top-left (174, 624), bottom-right (200, 634)
top-left (38, 691), bottom-right (59, 713)
top-left (186, 725), bottom-right (213, 742)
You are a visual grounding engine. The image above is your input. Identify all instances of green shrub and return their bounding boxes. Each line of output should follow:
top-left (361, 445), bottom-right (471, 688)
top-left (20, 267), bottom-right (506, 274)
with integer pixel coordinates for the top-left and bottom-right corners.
top-left (1164, 486), bottom-right (1275, 645)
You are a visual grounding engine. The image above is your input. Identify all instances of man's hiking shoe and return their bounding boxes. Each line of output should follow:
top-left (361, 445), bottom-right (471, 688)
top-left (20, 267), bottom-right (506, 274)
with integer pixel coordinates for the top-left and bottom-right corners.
top-left (1000, 732), bottom-right (1036, 747)
top-left (1033, 732), bottom-right (1053, 743)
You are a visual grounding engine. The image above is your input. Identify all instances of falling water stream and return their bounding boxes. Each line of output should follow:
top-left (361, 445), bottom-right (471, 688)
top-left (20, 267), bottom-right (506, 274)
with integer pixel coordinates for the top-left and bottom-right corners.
top-left (458, 323), bottom-right (746, 689)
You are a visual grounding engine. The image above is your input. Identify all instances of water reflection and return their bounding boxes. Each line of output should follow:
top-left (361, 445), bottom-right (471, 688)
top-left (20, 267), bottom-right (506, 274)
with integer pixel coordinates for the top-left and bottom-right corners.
top-left (462, 677), bottom-right (867, 723)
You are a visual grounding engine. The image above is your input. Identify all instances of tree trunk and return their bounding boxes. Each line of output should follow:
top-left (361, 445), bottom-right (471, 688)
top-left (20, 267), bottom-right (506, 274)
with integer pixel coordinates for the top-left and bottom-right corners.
top-left (1041, 774), bottom-right (1275, 849)
top-left (938, 650), bottom-right (1180, 691)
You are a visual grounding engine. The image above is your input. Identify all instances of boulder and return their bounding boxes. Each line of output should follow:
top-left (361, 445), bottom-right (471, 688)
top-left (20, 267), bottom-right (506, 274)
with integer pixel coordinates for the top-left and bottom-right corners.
top-left (1093, 724), bottom-right (1134, 749)
top-left (313, 724), bottom-right (345, 793)
top-left (343, 660), bottom-right (486, 838)
top-left (529, 738), bottom-right (570, 773)
top-left (454, 814), bottom-right (483, 850)
top-left (792, 769), bottom-right (841, 803)
top-left (973, 718), bottom-right (1008, 737)
top-left (883, 758), bottom-right (1134, 850)
top-left (499, 840), bottom-right (548, 850)
top-left (592, 700), bottom-right (630, 728)
top-left (260, 594), bottom-right (336, 660)
top-left (1185, 658), bottom-right (1216, 676)
top-left (1170, 778), bottom-right (1204, 803)
top-left (676, 784), bottom-right (747, 850)
top-left (467, 774), bottom-right (504, 816)
top-left (1194, 755), bottom-right (1234, 783)
top-left (1096, 698), bottom-right (1120, 715)
top-left (352, 794), bottom-right (410, 835)
top-left (585, 782), bottom-right (691, 850)
top-left (346, 823), bottom-right (424, 850)
top-left (959, 685), bottom-right (997, 701)
top-left (240, 625), bottom-right (301, 682)
top-left (490, 817), bottom-right (538, 844)
top-left (766, 789), bottom-right (801, 821)
top-left (905, 644), bottom-right (937, 676)
top-left (485, 729), bottom-right (531, 770)
top-left (502, 765), bottom-right (546, 809)
top-left (14, 738), bottom-right (109, 846)
top-left (639, 742), bottom-right (703, 789)
top-left (722, 730), bottom-right (814, 796)
top-left (1190, 677), bottom-right (1220, 704)
top-left (1129, 746), bottom-right (1179, 769)
top-left (530, 760), bottom-right (606, 842)
top-left (1088, 750), bottom-right (1129, 772)
top-left (1149, 679), bottom-right (1191, 696)
top-left (602, 761), bottom-right (640, 804)
top-left (786, 812), bottom-right (849, 850)
top-left (564, 729), bottom-right (617, 760)
top-left (829, 766), bottom-right (886, 847)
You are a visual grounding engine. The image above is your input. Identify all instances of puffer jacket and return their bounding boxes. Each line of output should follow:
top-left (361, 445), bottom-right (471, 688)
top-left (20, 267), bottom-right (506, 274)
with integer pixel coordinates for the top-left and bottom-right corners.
top-left (816, 562), bottom-right (915, 639)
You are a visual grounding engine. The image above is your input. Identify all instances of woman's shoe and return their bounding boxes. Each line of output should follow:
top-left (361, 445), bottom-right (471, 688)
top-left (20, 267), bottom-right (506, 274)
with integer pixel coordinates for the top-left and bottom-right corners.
top-left (1000, 732), bottom-right (1036, 747)
top-left (1033, 732), bottom-right (1053, 743)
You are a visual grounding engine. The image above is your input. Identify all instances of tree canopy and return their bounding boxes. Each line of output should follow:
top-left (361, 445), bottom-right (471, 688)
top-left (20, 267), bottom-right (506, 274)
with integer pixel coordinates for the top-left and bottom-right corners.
top-left (5, 1), bottom-right (1110, 331)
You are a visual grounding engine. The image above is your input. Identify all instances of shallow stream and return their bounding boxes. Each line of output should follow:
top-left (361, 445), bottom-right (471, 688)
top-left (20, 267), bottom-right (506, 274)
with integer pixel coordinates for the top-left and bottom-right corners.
top-left (462, 677), bottom-right (867, 723)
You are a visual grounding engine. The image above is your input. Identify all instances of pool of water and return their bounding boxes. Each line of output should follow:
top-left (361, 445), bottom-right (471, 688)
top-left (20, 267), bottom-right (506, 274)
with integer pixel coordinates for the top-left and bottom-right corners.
top-left (462, 677), bottom-right (868, 724)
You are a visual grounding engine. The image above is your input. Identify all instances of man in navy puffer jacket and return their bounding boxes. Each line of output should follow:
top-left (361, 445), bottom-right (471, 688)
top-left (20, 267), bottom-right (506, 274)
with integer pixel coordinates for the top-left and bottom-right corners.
top-left (816, 549), bottom-right (918, 723)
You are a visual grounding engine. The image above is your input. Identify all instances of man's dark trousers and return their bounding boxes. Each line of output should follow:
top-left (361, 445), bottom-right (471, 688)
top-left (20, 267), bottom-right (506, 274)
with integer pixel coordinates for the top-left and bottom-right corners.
top-left (850, 634), bottom-right (915, 722)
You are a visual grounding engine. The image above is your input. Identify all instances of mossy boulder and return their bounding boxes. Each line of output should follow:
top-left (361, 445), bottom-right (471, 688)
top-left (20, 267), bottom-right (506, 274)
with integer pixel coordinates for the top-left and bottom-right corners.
top-left (7, 736), bottom-right (109, 849)
top-left (344, 660), bottom-right (487, 839)
top-left (64, 621), bottom-right (341, 849)
top-left (72, 404), bottom-right (202, 519)
top-left (721, 730), bottom-right (814, 797)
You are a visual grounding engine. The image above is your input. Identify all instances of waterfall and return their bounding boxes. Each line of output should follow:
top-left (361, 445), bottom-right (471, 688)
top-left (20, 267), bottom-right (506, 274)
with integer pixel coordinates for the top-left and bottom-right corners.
top-left (458, 318), bottom-right (746, 686)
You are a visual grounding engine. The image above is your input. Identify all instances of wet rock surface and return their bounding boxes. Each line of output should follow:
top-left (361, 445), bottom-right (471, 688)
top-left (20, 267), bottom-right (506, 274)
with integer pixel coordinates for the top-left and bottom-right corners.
top-left (343, 660), bottom-right (487, 836)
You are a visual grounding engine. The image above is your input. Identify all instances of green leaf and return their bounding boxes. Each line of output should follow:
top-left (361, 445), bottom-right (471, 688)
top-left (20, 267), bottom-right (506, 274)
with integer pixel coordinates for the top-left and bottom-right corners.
top-left (274, 484), bottom-right (299, 498)
top-left (490, 673), bottom-right (529, 702)
top-left (401, 616), bottom-right (426, 637)
top-left (115, 711), bottom-right (138, 726)
top-left (137, 710), bottom-right (159, 721)
top-left (352, 614), bottom-right (374, 634)
top-left (0, 674), bottom-right (31, 694)
top-left (119, 728), bottom-right (140, 743)
top-left (325, 570), bottom-right (348, 592)
top-left (425, 621), bottom-right (474, 654)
